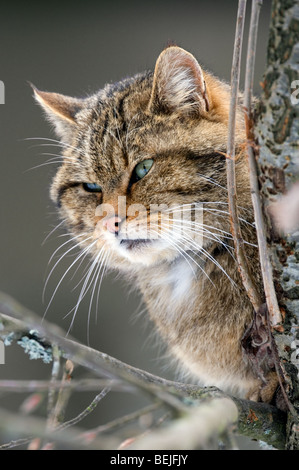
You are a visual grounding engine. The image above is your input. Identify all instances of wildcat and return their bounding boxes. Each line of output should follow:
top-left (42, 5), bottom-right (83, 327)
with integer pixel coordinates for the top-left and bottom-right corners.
top-left (33, 46), bottom-right (277, 401)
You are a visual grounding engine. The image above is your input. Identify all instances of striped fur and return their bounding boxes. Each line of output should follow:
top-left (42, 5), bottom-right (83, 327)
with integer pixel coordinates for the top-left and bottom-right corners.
top-left (34, 47), bottom-right (277, 402)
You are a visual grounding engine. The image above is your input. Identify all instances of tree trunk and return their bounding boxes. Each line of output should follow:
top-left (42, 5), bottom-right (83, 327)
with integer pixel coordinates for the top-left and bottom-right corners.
top-left (254, 0), bottom-right (299, 449)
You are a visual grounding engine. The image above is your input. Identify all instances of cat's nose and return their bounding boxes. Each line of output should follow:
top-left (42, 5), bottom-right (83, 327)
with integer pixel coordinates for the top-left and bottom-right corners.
top-left (103, 216), bottom-right (122, 235)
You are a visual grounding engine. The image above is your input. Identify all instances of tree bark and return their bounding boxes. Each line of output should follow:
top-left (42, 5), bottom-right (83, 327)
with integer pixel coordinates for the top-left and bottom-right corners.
top-left (254, 0), bottom-right (299, 449)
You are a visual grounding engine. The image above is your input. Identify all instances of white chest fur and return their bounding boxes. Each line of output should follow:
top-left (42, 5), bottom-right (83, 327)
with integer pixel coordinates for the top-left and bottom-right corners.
top-left (166, 258), bottom-right (195, 303)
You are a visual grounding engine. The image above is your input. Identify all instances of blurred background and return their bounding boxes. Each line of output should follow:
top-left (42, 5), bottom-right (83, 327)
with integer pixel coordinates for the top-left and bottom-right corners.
top-left (0, 0), bottom-right (272, 447)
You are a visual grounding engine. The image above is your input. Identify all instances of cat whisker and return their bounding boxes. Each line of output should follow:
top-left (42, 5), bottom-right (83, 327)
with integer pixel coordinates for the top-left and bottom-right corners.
top-left (165, 210), bottom-right (233, 239)
top-left (87, 250), bottom-right (110, 343)
top-left (159, 216), bottom-right (230, 255)
top-left (168, 212), bottom-right (257, 248)
top-left (24, 137), bottom-right (86, 157)
top-left (202, 201), bottom-right (251, 211)
top-left (197, 173), bottom-right (227, 191)
top-left (202, 208), bottom-right (256, 228)
top-left (69, 243), bottom-right (100, 290)
top-left (47, 232), bottom-right (91, 265)
top-left (178, 231), bottom-right (236, 286)
top-left (207, 210), bottom-right (255, 231)
top-left (150, 224), bottom-right (217, 285)
top-left (151, 221), bottom-right (234, 286)
top-left (95, 251), bottom-right (110, 324)
top-left (44, 235), bottom-right (92, 305)
top-left (65, 244), bottom-right (107, 337)
top-left (165, 200), bottom-right (252, 213)
top-left (165, 219), bottom-right (235, 257)
top-left (39, 152), bottom-right (82, 162)
top-left (26, 159), bottom-right (82, 171)
top-left (69, 237), bottom-right (108, 292)
top-left (169, 216), bottom-right (233, 239)
top-left (43, 235), bottom-right (95, 314)
top-left (42, 219), bottom-right (66, 246)
top-left (149, 227), bottom-right (198, 279)
top-left (166, 203), bottom-right (255, 230)
top-left (30, 152), bottom-right (82, 167)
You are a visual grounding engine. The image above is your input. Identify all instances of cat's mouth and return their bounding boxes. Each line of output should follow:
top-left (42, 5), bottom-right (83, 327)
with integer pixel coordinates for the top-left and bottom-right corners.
top-left (110, 234), bottom-right (177, 266)
top-left (119, 238), bottom-right (152, 251)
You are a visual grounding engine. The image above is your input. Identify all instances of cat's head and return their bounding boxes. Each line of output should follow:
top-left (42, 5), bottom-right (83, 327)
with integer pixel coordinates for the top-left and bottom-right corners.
top-left (33, 46), bottom-right (248, 270)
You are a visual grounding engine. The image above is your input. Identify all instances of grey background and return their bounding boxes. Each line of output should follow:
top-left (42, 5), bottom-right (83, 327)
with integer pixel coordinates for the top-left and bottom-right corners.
top-left (0, 0), bottom-right (272, 446)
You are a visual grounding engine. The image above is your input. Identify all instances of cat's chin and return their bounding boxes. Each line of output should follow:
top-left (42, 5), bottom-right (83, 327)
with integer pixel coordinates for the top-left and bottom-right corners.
top-left (112, 238), bottom-right (177, 267)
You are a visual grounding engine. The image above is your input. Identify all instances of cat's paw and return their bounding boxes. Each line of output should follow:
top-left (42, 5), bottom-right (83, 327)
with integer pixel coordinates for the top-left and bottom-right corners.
top-left (246, 371), bottom-right (279, 404)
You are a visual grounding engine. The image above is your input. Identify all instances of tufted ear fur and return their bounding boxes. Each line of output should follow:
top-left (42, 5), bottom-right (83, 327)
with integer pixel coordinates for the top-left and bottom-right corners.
top-left (31, 84), bottom-right (84, 142)
top-left (149, 46), bottom-right (210, 116)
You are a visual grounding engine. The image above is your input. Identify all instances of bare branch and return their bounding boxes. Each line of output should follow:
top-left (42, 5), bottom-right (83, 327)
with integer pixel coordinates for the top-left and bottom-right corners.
top-left (46, 344), bottom-right (61, 431)
top-left (0, 407), bottom-right (118, 450)
top-left (128, 398), bottom-right (238, 450)
top-left (0, 378), bottom-right (125, 393)
top-left (47, 359), bottom-right (74, 431)
top-left (226, 0), bottom-right (262, 312)
top-left (0, 293), bottom-right (185, 413)
top-left (244, 0), bottom-right (282, 327)
top-left (0, 292), bottom-right (287, 449)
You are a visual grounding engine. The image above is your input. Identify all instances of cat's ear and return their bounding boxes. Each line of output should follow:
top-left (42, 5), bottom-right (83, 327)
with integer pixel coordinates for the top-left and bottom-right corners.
top-left (31, 84), bottom-right (84, 142)
top-left (149, 46), bottom-right (210, 116)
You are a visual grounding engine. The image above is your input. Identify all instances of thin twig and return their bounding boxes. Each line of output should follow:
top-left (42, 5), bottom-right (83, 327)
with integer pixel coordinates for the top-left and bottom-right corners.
top-left (46, 344), bottom-right (61, 430)
top-left (55, 387), bottom-right (110, 433)
top-left (0, 436), bottom-right (33, 450)
top-left (226, 0), bottom-right (262, 312)
top-left (53, 360), bottom-right (75, 425)
top-left (243, 0), bottom-right (282, 327)
top-left (0, 407), bottom-right (118, 450)
top-left (0, 378), bottom-right (125, 393)
top-left (82, 402), bottom-right (162, 442)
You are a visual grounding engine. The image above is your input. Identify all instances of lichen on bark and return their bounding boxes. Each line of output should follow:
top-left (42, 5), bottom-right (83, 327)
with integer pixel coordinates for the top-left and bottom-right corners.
top-left (254, 0), bottom-right (299, 449)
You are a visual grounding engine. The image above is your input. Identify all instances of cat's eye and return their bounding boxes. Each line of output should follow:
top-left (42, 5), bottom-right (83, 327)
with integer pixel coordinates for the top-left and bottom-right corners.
top-left (82, 182), bottom-right (102, 193)
top-left (133, 159), bottom-right (154, 181)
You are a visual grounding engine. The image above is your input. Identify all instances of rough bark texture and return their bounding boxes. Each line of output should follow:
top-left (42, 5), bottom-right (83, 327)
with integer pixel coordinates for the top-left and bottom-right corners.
top-left (255, 0), bottom-right (299, 449)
